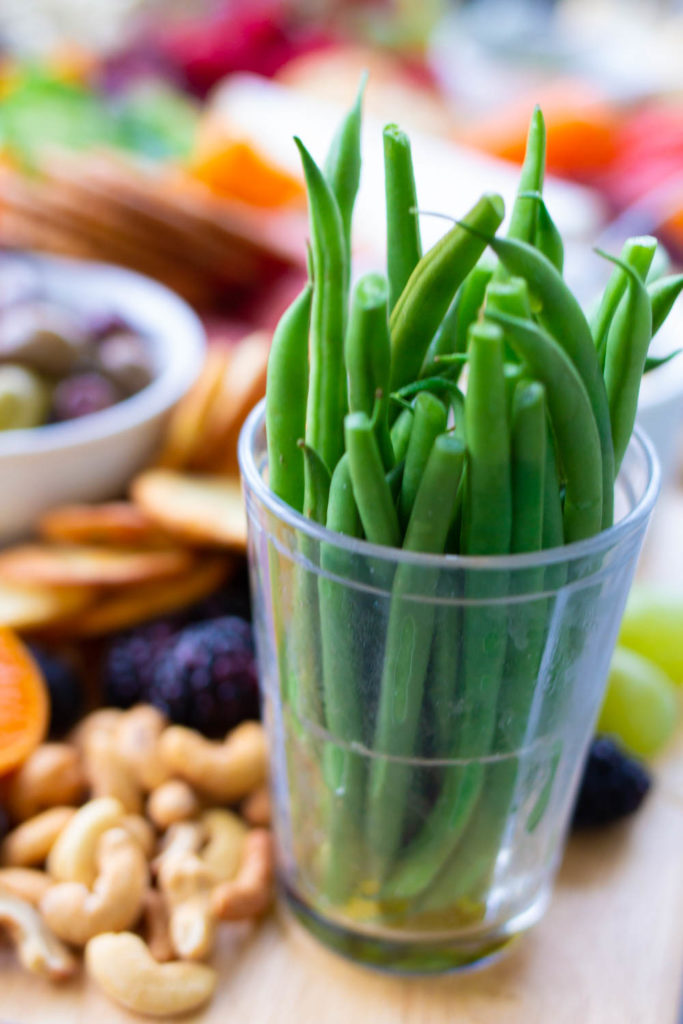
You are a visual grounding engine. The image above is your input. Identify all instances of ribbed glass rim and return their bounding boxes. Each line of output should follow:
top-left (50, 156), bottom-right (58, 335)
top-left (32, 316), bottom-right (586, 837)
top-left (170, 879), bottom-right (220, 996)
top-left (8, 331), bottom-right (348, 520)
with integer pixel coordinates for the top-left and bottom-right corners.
top-left (239, 399), bottom-right (661, 572)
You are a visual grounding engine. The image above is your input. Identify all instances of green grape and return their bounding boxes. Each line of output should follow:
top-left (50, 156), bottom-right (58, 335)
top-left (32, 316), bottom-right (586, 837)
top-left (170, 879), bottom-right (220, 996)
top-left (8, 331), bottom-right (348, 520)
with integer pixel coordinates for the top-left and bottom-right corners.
top-left (619, 586), bottom-right (683, 685)
top-left (599, 646), bottom-right (679, 758)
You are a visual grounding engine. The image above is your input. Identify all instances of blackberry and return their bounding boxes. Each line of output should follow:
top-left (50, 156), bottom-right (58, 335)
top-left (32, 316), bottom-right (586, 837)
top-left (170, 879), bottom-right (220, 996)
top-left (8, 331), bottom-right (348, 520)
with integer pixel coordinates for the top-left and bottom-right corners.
top-left (28, 644), bottom-right (84, 738)
top-left (572, 736), bottom-right (652, 829)
top-left (103, 618), bottom-right (180, 708)
top-left (149, 616), bottom-right (259, 738)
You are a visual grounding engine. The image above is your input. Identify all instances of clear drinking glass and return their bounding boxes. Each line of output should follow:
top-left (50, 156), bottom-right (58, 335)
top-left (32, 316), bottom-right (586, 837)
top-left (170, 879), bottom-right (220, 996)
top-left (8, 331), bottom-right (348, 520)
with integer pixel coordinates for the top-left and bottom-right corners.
top-left (239, 399), bottom-right (660, 973)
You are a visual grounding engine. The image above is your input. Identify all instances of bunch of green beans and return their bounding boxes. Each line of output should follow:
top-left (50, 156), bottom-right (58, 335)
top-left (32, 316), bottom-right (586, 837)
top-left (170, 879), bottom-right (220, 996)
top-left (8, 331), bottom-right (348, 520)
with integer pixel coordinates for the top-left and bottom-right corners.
top-left (264, 89), bottom-right (682, 918)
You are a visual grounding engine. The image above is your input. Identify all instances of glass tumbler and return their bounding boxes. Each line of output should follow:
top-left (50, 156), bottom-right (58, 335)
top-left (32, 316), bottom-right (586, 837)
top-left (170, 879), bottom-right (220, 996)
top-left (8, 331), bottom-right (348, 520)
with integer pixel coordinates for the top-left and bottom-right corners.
top-left (239, 399), bottom-right (660, 973)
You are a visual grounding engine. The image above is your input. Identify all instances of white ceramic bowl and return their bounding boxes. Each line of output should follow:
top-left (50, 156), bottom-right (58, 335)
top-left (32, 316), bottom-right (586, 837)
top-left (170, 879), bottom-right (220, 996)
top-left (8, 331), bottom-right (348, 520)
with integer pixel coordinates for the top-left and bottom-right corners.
top-left (0, 255), bottom-right (205, 542)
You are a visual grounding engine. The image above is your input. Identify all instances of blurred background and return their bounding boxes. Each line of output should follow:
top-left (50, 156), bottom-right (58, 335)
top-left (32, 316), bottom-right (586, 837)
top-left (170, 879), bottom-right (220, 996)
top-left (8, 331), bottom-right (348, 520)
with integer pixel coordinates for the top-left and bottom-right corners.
top-left (1, 0), bottom-right (683, 475)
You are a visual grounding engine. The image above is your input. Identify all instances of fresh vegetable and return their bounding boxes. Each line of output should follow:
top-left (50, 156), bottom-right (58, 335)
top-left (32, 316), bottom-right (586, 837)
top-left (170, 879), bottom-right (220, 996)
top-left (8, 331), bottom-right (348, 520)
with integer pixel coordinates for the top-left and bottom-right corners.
top-left (599, 647), bottom-right (679, 758)
top-left (260, 93), bottom-right (681, 931)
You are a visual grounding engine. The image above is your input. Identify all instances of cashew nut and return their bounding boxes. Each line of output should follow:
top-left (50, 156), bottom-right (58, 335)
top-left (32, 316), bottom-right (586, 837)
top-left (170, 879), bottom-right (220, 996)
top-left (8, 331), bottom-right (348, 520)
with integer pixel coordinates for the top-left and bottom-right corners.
top-left (158, 853), bottom-right (216, 961)
top-left (211, 829), bottom-right (274, 922)
top-left (1, 806), bottom-right (76, 867)
top-left (70, 708), bottom-right (123, 751)
top-left (0, 868), bottom-right (52, 906)
top-left (5, 744), bottom-right (86, 821)
top-left (47, 796), bottom-right (124, 885)
top-left (141, 888), bottom-right (174, 964)
top-left (83, 728), bottom-right (143, 814)
top-left (121, 814), bottom-right (156, 859)
top-left (147, 780), bottom-right (200, 830)
top-left (155, 810), bottom-right (246, 960)
top-left (159, 721), bottom-right (267, 803)
top-left (200, 809), bottom-right (247, 882)
top-left (0, 890), bottom-right (77, 981)
top-left (116, 705), bottom-right (170, 792)
top-left (152, 821), bottom-right (205, 878)
top-left (41, 827), bottom-right (148, 946)
top-left (241, 785), bottom-right (272, 827)
top-left (85, 932), bottom-right (217, 1017)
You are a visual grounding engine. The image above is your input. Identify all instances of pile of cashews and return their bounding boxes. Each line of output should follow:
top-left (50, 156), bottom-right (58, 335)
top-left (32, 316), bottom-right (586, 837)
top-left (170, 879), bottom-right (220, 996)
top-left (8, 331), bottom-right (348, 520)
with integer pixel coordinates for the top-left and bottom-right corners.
top-left (0, 705), bottom-right (273, 1018)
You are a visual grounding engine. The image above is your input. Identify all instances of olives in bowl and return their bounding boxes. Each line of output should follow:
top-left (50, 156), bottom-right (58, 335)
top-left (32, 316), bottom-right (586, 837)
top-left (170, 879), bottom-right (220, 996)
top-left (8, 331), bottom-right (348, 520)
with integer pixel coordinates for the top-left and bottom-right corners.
top-left (0, 299), bottom-right (155, 430)
top-left (0, 254), bottom-right (205, 542)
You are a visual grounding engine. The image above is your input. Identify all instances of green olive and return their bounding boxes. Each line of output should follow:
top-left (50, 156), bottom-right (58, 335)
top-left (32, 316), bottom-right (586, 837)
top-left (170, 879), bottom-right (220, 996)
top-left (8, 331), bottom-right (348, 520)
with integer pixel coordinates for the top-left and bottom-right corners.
top-left (0, 303), bottom-right (87, 376)
top-left (0, 365), bottom-right (51, 430)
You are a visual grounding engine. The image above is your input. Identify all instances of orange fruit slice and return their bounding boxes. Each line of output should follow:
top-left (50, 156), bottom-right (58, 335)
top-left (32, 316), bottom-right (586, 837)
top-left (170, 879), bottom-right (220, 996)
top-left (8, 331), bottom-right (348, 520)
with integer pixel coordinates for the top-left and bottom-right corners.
top-left (0, 628), bottom-right (49, 775)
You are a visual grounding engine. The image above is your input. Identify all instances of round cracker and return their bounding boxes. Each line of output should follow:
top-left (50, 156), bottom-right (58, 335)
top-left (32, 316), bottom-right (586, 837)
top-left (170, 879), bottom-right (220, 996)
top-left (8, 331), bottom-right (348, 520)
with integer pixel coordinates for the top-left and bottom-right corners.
top-left (39, 502), bottom-right (172, 548)
top-left (46, 557), bottom-right (232, 637)
top-left (191, 332), bottom-right (270, 472)
top-left (0, 544), bottom-right (195, 588)
top-left (0, 580), bottom-right (94, 631)
top-left (132, 470), bottom-right (247, 551)
top-left (155, 346), bottom-right (232, 471)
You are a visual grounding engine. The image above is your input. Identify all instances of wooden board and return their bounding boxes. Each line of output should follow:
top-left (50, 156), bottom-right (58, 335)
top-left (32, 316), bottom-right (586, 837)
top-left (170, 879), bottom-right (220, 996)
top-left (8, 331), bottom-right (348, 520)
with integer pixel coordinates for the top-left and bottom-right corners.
top-left (3, 495), bottom-right (683, 1024)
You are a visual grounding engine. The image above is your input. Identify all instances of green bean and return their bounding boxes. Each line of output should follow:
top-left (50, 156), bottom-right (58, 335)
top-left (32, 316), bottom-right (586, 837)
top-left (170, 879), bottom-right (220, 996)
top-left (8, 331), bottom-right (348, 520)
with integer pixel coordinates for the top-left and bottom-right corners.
top-left (345, 273), bottom-right (393, 469)
top-left (387, 323), bottom-right (511, 900)
top-left (591, 236), bottom-right (656, 367)
top-left (295, 137), bottom-right (347, 484)
top-left (386, 459), bottom-right (404, 503)
top-left (319, 454), bottom-right (365, 901)
top-left (542, 428), bottom-right (564, 550)
top-left (393, 376), bottom-right (465, 410)
top-left (419, 286), bottom-right (462, 380)
top-left (298, 441), bottom-right (331, 524)
top-left (649, 273), bottom-right (683, 339)
top-left (398, 391), bottom-right (447, 528)
top-left (477, 233), bottom-right (614, 529)
top-left (511, 381), bottom-right (546, 554)
top-left (420, 255), bottom-right (496, 380)
top-left (646, 242), bottom-right (670, 283)
top-left (504, 363), bottom-right (524, 419)
top-left (519, 191), bottom-right (564, 273)
top-left (383, 123), bottom-right (422, 311)
top-left (505, 105), bottom-right (546, 248)
top-left (365, 433), bottom-right (466, 870)
top-left (389, 192), bottom-right (505, 393)
top-left (265, 281), bottom-right (312, 513)
top-left (390, 406), bottom-right (414, 464)
top-left (324, 73), bottom-right (366, 262)
top-left (599, 251), bottom-right (653, 471)
top-left (644, 349), bottom-right (682, 374)
top-left (486, 308), bottom-right (603, 542)
top-left (345, 411), bottom-right (401, 548)
top-left (461, 321), bottom-right (512, 555)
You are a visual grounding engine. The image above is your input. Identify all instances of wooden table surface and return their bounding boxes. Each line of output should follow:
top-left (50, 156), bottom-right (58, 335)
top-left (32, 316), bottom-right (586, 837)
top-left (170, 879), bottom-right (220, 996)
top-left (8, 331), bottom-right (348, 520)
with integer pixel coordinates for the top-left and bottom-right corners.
top-left (3, 490), bottom-right (683, 1024)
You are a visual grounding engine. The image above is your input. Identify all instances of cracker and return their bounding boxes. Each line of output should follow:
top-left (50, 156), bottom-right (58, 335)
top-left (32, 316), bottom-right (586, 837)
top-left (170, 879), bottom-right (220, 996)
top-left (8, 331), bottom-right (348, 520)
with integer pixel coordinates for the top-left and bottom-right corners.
top-left (132, 470), bottom-right (247, 551)
top-left (0, 580), bottom-right (94, 631)
top-left (155, 346), bottom-right (232, 471)
top-left (191, 332), bottom-right (270, 472)
top-left (38, 503), bottom-right (171, 548)
top-left (0, 544), bottom-right (194, 588)
top-left (47, 557), bottom-right (232, 637)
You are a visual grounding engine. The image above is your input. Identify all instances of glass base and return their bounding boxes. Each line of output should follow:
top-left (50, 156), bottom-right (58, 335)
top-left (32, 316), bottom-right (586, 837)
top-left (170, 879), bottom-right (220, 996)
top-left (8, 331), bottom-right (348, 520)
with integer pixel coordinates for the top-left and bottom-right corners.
top-left (282, 881), bottom-right (548, 975)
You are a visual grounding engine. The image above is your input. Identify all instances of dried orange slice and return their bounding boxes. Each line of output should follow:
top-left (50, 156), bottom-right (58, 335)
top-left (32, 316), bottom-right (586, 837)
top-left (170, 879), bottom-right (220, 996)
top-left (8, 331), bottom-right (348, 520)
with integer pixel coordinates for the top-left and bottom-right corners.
top-left (0, 629), bottom-right (49, 775)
